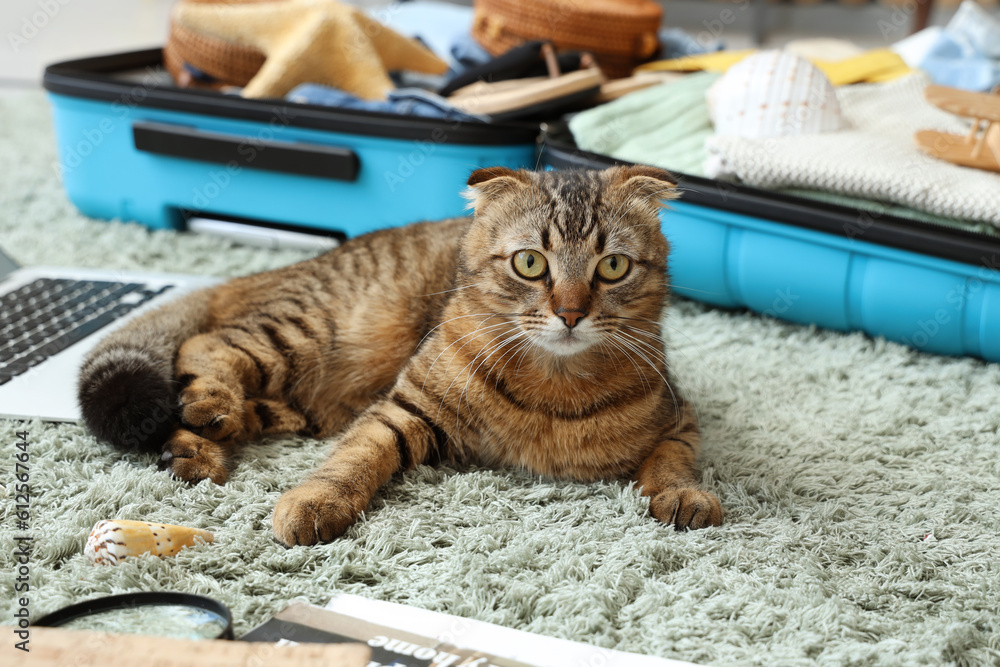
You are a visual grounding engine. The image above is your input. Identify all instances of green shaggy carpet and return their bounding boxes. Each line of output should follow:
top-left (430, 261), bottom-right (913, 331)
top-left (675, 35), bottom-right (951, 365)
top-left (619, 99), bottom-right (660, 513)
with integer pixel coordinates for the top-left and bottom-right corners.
top-left (2, 91), bottom-right (999, 666)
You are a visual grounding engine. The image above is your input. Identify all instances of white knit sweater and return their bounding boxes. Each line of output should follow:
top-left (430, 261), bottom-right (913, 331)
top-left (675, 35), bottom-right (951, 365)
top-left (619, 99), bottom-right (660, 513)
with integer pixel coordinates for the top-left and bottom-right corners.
top-left (705, 73), bottom-right (1000, 228)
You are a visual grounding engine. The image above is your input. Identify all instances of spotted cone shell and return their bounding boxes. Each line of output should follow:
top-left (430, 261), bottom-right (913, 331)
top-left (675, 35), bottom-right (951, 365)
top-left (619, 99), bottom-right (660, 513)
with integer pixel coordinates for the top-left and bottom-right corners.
top-left (85, 520), bottom-right (215, 565)
top-left (707, 50), bottom-right (845, 139)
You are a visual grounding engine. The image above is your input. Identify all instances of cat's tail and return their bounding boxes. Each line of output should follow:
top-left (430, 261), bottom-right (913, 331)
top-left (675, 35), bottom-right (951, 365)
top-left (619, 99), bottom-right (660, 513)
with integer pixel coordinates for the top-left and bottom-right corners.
top-left (77, 287), bottom-right (217, 453)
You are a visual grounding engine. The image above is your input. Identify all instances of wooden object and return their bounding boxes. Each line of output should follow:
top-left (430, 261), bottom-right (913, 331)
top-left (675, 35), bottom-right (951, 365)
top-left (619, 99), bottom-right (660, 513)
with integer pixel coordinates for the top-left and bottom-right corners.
top-left (7, 626), bottom-right (370, 667)
top-left (916, 85), bottom-right (1000, 173)
top-left (449, 67), bottom-right (605, 117)
top-left (471, 0), bottom-right (662, 78)
top-left (593, 72), bottom-right (682, 103)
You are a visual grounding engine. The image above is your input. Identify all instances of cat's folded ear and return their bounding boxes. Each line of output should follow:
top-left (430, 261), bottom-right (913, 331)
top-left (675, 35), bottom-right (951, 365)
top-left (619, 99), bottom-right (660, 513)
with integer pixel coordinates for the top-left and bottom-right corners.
top-left (608, 165), bottom-right (680, 206)
top-left (463, 167), bottom-right (532, 212)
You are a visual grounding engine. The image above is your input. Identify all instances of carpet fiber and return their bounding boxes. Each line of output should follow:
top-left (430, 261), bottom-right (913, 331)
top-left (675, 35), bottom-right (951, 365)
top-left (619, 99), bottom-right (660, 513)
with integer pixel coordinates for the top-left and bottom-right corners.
top-left (1, 92), bottom-right (999, 667)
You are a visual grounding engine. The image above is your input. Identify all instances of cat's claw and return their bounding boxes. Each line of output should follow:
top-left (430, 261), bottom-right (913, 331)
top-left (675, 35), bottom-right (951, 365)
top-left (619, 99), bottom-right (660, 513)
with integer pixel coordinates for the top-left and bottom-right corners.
top-left (649, 487), bottom-right (723, 530)
top-left (272, 483), bottom-right (358, 546)
top-left (178, 378), bottom-right (243, 441)
top-left (161, 429), bottom-right (229, 485)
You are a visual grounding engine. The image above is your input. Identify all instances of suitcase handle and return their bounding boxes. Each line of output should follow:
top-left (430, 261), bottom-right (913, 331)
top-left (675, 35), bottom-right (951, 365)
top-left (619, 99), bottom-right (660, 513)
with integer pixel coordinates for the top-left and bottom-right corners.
top-left (132, 122), bottom-right (360, 181)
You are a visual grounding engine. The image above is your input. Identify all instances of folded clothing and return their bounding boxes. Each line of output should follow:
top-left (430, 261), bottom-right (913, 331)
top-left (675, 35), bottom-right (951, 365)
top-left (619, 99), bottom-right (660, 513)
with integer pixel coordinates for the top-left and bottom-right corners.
top-left (782, 188), bottom-right (1000, 239)
top-left (706, 73), bottom-right (1000, 229)
top-left (949, 0), bottom-right (1000, 60)
top-left (892, 0), bottom-right (1000, 92)
top-left (921, 34), bottom-right (1000, 92)
top-left (379, 0), bottom-right (479, 69)
top-left (568, 72), bottom-right (720, 176)
top-left (287, 84), bottom-right (487, 122)
top-left (657, 27), bottom-right (723, 59)
top-left (451, 33), bottom-right (493, 69)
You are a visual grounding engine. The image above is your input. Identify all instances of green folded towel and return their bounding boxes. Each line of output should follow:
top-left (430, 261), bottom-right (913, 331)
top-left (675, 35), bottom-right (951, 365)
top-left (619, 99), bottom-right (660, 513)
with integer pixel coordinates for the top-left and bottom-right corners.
top-left (568, 72), bottom-right (720, 177)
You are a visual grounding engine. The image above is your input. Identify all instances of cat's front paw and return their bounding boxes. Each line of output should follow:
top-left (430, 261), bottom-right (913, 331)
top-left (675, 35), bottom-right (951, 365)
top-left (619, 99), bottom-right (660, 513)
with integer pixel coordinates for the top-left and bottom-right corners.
top-left (649, 487), bottom-right (723, 530)
top-left (160, 429), bottom-right (229, 484)
top-left (178, 377), bottom-right (244, 441)
top-left (272, 483), bottom-right (358, 546)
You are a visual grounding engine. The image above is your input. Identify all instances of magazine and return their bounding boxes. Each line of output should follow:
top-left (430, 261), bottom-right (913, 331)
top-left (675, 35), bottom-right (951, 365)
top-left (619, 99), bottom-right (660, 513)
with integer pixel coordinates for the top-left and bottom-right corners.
top-left (241, 601), bottom-right (530, 667)
top-left (241, 593), bottom-right (700, 667)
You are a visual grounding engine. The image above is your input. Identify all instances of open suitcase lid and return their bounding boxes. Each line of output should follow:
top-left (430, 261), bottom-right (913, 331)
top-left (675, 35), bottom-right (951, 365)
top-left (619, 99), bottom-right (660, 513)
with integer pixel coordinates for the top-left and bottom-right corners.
top-left (43, 48), bottom-right (540, 146)
top-left (540, 135), bottom-right (1000, 270)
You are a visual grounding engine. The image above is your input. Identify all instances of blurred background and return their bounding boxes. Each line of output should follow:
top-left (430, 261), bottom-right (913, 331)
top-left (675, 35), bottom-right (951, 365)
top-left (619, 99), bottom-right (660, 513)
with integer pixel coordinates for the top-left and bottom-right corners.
top-left (0, 0), bottom-right (978, 91)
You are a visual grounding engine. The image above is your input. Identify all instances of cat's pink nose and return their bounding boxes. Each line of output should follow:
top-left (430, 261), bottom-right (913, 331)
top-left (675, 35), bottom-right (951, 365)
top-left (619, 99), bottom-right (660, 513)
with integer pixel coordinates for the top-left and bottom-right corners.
top-left (557, 309), bottom-right (588, 329)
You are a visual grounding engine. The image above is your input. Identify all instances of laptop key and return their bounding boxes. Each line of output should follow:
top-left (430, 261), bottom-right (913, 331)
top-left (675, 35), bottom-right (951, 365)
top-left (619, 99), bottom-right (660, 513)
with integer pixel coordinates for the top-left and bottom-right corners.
top-left (7, 340), bottom-right (33, 355)
top-left (22, 354), bottom-right (47, 368)
top-left (58, 310), bottom-right (122, 348)
top-left (2, 361), bottom-right (29, 377)
top-left (36, 337), bottom-right (74, 358)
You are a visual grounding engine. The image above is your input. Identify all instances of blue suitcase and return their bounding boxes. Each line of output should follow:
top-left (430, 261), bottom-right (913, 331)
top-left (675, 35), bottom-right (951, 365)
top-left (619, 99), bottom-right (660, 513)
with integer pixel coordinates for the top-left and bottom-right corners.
top-left (541, 138), bottom-right (1000, 363)
top-left (43, 49), bottom-right (539, 237)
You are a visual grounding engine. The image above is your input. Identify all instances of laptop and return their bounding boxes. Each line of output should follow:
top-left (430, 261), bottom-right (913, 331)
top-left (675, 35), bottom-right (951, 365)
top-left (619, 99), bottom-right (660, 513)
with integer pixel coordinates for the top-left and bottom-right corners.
top-left (0, 245), bottom-right (222, 422)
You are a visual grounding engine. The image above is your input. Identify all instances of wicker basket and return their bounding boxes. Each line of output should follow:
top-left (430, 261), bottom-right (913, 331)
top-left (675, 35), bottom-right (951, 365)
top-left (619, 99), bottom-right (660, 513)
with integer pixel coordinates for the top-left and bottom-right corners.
top-left (163, 0), bottom-right (276, 90)
top-left (472, 0), bottom-right (662, 78)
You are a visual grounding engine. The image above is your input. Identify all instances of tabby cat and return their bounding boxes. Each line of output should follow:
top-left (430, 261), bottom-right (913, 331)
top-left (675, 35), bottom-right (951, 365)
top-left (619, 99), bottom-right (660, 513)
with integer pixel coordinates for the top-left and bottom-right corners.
top-left (78, 166), bottom-right (723, 546)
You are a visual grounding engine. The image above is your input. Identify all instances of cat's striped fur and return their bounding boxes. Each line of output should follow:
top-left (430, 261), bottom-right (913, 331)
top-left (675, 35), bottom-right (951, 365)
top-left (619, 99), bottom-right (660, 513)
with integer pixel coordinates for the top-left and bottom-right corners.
top-left (78, 166), bottom-right (723, 546)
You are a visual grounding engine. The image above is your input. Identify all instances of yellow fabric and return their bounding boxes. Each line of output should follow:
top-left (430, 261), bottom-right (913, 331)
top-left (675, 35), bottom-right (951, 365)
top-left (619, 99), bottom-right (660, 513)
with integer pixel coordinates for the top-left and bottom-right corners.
top-left (634, 50), bottom-right (756, 74)
top-left (636, 48), bottom-right (911, 86)
top-left (814, 50), bottom-right (911, 86)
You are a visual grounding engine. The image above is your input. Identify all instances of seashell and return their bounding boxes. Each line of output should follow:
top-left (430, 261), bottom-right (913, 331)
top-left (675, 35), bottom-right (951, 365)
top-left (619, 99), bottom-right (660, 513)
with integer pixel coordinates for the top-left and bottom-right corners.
top-left (85, 520), bottom-right (214, 566)
top-left (706, 50), bottom-right (845, 139)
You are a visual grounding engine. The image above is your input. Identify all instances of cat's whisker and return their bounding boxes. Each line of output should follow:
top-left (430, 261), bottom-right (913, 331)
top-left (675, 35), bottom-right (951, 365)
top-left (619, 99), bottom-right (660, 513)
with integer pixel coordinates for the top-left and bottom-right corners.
top-left (595, 317), bottom-right (667, 350)
top-left (418, 283), bottom-right (482, 297)
top-left (611, 333), bottom-right (680, 426)
top-left (621, 325), bottom-right (667, 345)
top-left (600, 314), bottom-right (704, 358)
top-left (596, 314), bottom-right (658, 325)
top-left (421, 320), bottom-right (516, 395)
top-left (617, 331), bottom-right (672, 374)
top-left (481, 336), bottom-right (530, 406)
top-left (416, 312), bottom-right (504, 350)
top-left (494, 333), bottom-right (536, 393)
top-left (596, 339), bottom-right (626, 376)
top-left (513, 333), bottom-right (543, 378)
top-left (462, 328), bottom-right (528, 403)
top-left (619, 327), bottom-right (684, 373)
top-left (668, 285), bottom-right (723, 297)
top-left (436, 327), bottom-right (524, 425)
top-left (458, 329), bottom-right (532, 429)
top-left (620, 327), bottom-right (670, 354)
top-left (614, 330), bottom-right (669, 370)
top-left (605, 337), bottom-right (652, 399)
top-left (419, 310), bottom-right (547, 394)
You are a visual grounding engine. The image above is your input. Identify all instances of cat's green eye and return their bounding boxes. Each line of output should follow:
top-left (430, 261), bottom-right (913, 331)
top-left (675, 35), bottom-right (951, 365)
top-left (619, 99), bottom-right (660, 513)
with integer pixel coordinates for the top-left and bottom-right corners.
top-left (512, 250), bottom-right (548, 279)
top-left (597, 255), bottom-right (630, 282)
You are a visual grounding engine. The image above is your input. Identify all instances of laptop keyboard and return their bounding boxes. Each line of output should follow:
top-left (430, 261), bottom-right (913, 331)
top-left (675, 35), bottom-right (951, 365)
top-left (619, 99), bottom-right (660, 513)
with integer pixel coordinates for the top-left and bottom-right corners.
top-left (0, 278), bottom-right (173, 386)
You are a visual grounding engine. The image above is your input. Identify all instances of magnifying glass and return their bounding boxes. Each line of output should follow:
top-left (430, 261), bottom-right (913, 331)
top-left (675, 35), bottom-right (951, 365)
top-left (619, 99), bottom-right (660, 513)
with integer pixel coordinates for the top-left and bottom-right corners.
top-left (33, 592), bottom-right (233, 640)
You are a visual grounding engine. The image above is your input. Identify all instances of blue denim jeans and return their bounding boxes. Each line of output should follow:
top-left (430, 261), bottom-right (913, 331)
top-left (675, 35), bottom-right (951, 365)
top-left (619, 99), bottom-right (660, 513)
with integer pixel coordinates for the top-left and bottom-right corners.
top-left (287, 84), bottom-right (487, 123)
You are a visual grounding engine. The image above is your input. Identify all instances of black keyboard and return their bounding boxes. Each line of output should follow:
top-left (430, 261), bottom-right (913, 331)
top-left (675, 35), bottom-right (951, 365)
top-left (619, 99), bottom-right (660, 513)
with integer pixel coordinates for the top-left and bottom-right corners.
top-left (0, 278), bottom-right (173, 386)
